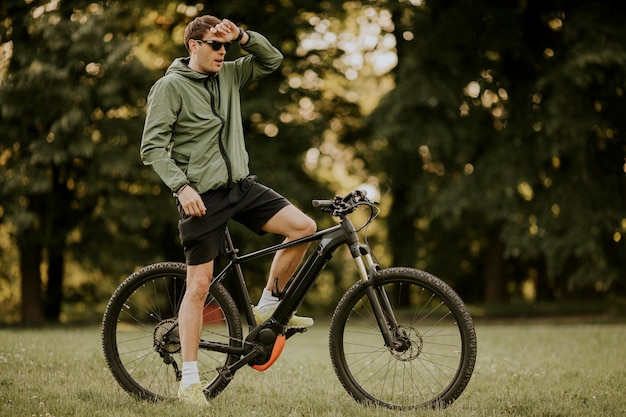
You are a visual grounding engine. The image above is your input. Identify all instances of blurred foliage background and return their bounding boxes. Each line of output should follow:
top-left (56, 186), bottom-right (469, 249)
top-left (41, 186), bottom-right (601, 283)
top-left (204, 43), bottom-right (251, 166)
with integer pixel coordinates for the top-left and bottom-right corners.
top-left (1, 0), bottom-right (625, 324)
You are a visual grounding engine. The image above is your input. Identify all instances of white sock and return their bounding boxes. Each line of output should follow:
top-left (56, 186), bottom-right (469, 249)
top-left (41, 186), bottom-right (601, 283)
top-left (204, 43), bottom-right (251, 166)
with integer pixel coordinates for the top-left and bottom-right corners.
top-left (181, 361), bottom-right (200, 388)
top-left (256, 289), bottom-right (279, 313)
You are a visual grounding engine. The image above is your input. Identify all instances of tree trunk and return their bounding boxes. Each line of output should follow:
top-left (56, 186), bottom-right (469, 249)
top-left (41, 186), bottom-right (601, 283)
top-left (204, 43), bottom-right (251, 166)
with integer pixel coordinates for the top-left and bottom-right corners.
top-left (19, 241), bottom-right (44, 323)
top-left (483, 230), bottom-right (506, 303)
top-left (532, 256), bottom-right (555, 301)
top-left (44, 247), bottom-right (64, 320)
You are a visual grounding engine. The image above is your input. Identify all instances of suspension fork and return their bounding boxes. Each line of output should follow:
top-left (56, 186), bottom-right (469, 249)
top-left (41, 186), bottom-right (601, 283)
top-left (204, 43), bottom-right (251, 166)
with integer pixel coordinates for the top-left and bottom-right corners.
top-left (344, 219), bottom-right (401, 349)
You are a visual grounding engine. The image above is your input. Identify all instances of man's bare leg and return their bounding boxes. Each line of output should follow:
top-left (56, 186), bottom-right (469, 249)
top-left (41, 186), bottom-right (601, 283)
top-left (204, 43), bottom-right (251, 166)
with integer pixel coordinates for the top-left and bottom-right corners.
top-left (255, 205), bottom-right (316, 327)
top-left (262, 205), bottom-right (317, 292)
top-left (178, 261), bottom-right (213, 390)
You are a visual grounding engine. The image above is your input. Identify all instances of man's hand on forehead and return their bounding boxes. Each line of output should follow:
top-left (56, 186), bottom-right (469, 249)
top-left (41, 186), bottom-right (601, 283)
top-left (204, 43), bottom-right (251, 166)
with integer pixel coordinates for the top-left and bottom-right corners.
top-left (210, 19), bottom-right (239, 42)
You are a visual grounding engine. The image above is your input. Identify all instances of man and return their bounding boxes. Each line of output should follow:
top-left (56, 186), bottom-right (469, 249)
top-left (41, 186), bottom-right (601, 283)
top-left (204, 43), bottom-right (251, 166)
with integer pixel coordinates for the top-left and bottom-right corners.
top-left (140, 15), bottom-right (316, 406)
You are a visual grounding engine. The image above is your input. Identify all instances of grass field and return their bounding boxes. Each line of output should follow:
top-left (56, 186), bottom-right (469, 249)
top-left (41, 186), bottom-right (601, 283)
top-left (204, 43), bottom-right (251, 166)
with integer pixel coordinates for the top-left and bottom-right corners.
top-left (1, 319), bottom-right (625, 417)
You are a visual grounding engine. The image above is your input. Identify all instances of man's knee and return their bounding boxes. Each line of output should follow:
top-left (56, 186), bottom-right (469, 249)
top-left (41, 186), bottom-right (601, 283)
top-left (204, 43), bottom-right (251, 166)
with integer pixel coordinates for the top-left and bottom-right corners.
top-left (186, 263), bottom-right (213, 298)
top-left (297, 215), bottom-right (317, 237)
top-left (264, 205), bottom-right (317, 238)
top-left (287, 208), bottom-right (316, 238)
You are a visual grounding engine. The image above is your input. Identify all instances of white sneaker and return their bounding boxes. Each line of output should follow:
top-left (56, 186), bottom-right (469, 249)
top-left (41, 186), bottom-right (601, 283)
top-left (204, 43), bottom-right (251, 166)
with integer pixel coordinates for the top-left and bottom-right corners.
top-left (253, 307), bottom-right (314, 329)
top-left (177, 382), bottom-right (210, 406)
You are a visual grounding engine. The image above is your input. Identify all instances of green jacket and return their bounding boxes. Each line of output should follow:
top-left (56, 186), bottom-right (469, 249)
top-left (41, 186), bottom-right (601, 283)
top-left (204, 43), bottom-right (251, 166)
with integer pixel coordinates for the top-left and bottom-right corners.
top-left (140, 31), bottom-right (283, 194)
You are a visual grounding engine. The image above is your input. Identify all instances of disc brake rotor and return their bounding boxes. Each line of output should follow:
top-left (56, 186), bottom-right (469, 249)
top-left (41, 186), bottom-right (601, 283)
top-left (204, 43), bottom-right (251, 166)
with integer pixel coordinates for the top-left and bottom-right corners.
top-left (390, 325), bottom-right (423, 361)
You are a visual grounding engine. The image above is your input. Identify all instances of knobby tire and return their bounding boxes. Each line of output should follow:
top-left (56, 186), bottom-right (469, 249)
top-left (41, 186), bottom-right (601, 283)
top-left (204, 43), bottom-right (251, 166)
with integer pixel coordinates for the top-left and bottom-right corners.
top-left (329, 267), bottom-right (477, 410)
top-left (101, 262), bottom-right (242, 401)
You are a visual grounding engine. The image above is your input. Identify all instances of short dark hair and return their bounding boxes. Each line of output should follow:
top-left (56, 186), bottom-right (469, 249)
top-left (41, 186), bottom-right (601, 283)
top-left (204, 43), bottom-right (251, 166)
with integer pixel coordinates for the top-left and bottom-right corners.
top-left (184, 15), bottom-right (221, 51)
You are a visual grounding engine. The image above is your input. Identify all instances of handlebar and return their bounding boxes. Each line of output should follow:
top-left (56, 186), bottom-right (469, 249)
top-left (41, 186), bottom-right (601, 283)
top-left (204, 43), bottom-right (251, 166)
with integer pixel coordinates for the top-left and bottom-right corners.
top-left (311, 199), bottom-right (333, 209)
top-left (312, 189), bottom-right (378, 218)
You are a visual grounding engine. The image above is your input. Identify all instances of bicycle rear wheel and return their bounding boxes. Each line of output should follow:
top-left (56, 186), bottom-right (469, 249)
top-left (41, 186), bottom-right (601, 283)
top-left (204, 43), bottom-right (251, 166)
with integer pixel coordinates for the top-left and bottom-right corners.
top-left (329, 267), bottom-right (476, 409)
top-left (101, 262), bottom-right (242, 401)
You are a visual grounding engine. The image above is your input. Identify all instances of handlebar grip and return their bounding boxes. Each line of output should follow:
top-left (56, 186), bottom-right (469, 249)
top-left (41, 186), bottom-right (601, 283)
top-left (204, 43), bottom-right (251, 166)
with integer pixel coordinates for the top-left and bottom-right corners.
top-left (312, 199), bottom-right (333, 208)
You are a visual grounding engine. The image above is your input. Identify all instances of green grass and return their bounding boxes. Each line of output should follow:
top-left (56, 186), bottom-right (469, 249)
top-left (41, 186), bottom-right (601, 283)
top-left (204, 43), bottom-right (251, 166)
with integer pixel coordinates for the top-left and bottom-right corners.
top-left (1, 320), bottom-right (625, 417)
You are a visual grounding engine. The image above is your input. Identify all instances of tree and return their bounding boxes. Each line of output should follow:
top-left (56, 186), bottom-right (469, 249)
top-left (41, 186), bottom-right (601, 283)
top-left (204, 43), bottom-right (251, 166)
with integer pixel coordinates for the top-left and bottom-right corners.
top-left (0, 0), bottom-right (170, 322)
top-left (0, 0), bottom-right (363, 322)
top-left (363, 0), bottom-right (626, 302)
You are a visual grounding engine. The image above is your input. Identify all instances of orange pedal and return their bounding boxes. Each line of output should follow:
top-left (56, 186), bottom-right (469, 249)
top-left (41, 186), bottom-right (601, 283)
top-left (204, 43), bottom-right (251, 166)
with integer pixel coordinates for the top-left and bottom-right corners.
top-left (251, 334), bottom-right (286, 371)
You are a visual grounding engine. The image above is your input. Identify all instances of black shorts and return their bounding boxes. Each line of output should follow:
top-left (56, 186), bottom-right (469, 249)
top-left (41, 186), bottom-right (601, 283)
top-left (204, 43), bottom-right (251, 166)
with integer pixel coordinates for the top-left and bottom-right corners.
top-left (177, 176), bottom-right (290, 265)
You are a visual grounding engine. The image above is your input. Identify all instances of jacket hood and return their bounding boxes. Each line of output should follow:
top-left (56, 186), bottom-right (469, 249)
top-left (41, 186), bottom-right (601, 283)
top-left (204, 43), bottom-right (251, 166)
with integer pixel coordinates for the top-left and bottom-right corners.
top-left (165, 57), bottom-right (214, 80)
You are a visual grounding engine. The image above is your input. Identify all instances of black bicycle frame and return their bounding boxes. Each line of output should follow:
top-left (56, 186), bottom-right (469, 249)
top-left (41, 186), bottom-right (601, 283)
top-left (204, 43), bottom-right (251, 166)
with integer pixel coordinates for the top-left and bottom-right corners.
top-left (199, 214), bottom-right (400, 367)
top-left (194, 222), bottom-right (346, 369)
top-left (211, 222), bottom-right (347, 330)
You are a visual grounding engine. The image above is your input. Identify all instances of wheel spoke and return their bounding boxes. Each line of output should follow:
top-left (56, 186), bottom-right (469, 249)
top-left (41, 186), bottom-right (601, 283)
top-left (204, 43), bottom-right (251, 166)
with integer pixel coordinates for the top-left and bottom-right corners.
top-left (102, 263), bottom-right (243, 401)
top-left (329, 268), bottom-right (476, 409)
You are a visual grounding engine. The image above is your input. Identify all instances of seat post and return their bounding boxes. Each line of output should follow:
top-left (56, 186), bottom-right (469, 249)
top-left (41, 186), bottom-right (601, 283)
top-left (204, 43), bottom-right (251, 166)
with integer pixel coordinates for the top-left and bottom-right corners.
top-left (223, 227), bottom-right (238, 259)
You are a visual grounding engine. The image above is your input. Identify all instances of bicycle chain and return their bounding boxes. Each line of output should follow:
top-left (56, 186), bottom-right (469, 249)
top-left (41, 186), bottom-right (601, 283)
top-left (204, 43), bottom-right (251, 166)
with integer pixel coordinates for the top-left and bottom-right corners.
top-left (203, 327), bottom-right (254, 348)
top-left (201, 323), bottom-right (297, 349)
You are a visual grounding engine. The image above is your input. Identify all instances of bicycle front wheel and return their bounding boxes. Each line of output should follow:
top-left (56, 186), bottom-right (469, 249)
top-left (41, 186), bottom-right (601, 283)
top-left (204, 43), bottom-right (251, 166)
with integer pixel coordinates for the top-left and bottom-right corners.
top-left (329, 267), bottom-right (477, 409)
top-left (101, 262), bottom-right (242, 401)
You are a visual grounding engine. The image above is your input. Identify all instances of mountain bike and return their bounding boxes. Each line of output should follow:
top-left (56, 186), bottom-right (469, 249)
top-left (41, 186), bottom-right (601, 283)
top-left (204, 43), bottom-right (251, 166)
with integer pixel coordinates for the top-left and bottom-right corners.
top-left (101, 189), bottom-right (477, 410)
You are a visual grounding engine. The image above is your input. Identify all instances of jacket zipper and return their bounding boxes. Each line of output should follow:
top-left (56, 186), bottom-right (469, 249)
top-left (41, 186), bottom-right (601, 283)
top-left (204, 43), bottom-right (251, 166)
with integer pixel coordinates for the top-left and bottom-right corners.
top-left (204, 76), bottom-right (233, 187)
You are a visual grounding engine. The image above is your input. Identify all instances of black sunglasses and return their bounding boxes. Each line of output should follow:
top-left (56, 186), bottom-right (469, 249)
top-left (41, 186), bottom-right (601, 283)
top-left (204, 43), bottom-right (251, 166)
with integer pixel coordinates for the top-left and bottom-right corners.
top-left (194, 39), bottom-right (231, 52)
